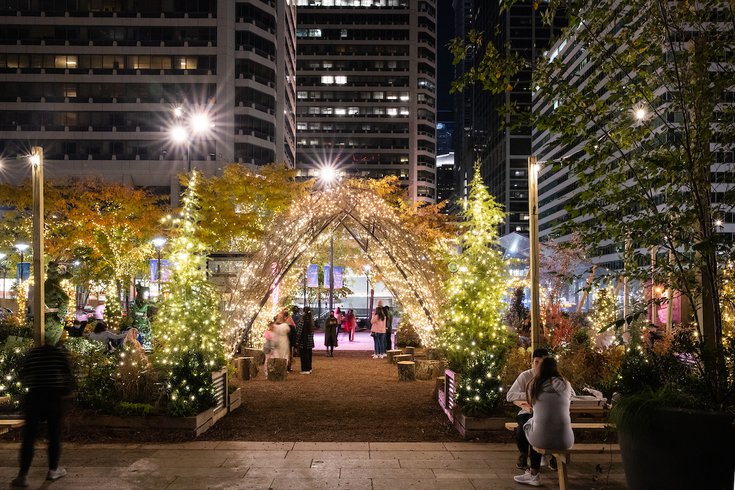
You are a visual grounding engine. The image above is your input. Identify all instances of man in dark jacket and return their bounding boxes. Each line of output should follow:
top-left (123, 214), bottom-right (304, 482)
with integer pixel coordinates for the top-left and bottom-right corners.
top-left (383, 306), bottom-right (394, 351)
top-left (12, 324), bottom-right (74, 488)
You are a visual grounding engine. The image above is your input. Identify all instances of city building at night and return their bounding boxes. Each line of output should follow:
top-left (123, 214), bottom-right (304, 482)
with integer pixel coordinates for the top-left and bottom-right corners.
top-left (295, 0), bottom-right (438, 203)
top-left (0, 0), bottom-right (296, 201)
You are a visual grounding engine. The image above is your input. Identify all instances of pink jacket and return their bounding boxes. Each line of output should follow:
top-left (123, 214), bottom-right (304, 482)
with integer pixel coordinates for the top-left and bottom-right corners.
top-left (370, 313), bottom-right (386, 334)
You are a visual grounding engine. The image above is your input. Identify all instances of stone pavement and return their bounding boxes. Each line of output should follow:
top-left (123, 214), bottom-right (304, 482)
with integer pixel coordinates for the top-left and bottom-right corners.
top-left (0, 441), bottom-right (627, 489)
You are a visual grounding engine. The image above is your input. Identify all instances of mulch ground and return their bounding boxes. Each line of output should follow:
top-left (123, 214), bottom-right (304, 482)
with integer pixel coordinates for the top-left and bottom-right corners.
top-left (201, 350), bottom-right (464, 442)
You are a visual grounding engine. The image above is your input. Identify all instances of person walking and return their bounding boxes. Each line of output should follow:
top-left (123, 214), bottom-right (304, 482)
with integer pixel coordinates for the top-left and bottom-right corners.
top-left (296, 307), bottom-right (315, 374)
top-left (324, 310), bottom-right (338, 357)
top-left (513, 357), bottom-right (574, 487)
top-left (12, 324), bottom-right (74, 488)
top-left (370, 307), bottom-right (387, 358)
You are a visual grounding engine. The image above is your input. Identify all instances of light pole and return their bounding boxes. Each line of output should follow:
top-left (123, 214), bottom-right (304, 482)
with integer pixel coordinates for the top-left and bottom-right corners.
top-left (30, 147), bottom-right (45, 347)
top-left (0, 253), bottom-right (6, 299)
top-left (152, 237), bottom-right (166, 297)
top-left (363, 264), bottom-right (374, 321)
top-left (527, 155), bottom-right (541, 351)
top-left (317, 165), bottom-right (339, 313)
top-left (170, 107), bottom-right (213, 173)
top-left (16, 242), bottom-right (29, 282)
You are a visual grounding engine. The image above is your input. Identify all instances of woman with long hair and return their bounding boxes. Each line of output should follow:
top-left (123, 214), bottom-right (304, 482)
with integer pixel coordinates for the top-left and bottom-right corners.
top-left (514, 357), bottom-right (574, 486)
top-left (370, 306), bottom-right (387, 358)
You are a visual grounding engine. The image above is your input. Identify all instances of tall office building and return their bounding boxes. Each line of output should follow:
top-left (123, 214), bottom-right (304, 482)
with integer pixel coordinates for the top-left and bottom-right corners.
top-left (295, 0), bottom-right (437, 203)
top-left (453, 1), bottom-right (562, 233)
top-left (0, 0), bottom-right (296, 200)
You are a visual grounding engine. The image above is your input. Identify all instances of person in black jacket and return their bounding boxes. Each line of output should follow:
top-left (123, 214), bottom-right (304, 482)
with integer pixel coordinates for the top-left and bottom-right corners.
top-left (383, 305), bottom-right (394, 351)
top-left (12, 324), bottom-right (74, 488)
top-left (297, 308), bottom-right (315, 374)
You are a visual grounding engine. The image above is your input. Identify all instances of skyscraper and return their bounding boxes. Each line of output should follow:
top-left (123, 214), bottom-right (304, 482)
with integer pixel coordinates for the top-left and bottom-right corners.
top-left (295, 0), bottom-right (437, 203)
top-left (0, 1), bottom-right (296, 201)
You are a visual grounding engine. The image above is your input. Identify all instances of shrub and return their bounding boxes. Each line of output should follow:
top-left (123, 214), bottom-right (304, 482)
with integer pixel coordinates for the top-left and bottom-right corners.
top-left (114, 401), bottom-right (156, 417)
top-left (166, 350), bottom-right (217, 417)
top-left (65, 338), bottom-right (117, 410)
top-left (0, 339), bottom-right (32, 410)
top-left (395, 319), bottom-right (422, 348)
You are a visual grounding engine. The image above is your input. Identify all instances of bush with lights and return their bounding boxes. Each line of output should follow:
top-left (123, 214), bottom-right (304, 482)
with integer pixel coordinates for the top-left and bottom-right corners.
top-left (441, 165), bottom-right (512, 415)
top-left (152, 171), bottom-right (225, 417)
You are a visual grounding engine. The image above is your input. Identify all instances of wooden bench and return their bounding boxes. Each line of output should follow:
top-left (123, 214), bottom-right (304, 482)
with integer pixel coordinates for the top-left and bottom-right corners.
top-left (533, 444), bottom-right (620, 490)
top-left (506, 422), bottom-right (616, 489)
top-left (504, 421), bottom-right (612, 431)
top-left (0, 419), bottom-right (24, 436)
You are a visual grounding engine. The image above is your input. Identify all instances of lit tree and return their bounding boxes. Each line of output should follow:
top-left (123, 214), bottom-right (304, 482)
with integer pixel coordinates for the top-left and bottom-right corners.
top-left (153, 171), bottom-right (225, 416)
top-left (442, 164), bottom-right (512, 414)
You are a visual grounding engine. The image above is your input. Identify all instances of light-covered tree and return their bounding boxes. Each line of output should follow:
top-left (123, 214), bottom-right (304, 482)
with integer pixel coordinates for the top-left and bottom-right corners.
top-left (153, 171), bottom-right (225, 416)
top-left (441, 164), bottom-right (512, 414)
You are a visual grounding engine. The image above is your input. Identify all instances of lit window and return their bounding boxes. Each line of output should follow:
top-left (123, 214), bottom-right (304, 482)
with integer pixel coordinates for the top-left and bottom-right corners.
top-left (335, 76), bottom-right (347, 85)
top-left (297, 91), bottom-right (308, 99)
top-left (348, 107), bottom-right (359, 115)
top-left (335, 108), bottom-right (346, 116)
top-left (321, 75), bottom-right (334, 84)
top-left (387, 108), bottom-right (398, 116)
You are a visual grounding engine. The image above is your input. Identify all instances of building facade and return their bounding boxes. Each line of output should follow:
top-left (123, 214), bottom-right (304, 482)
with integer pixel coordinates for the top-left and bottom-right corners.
top-left (0, 0), bottom-right (296, 201)
top-left (295, 0), bottom-right (437, 203)
top-left (452, 0), bottom-right (563, 232)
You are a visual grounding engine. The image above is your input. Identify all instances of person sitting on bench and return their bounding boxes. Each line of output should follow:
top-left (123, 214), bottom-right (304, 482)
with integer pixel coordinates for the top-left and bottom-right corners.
top-left (513, 357), bottom-right (574, 487)
top-left (506, 348), bottom-right (549, 471)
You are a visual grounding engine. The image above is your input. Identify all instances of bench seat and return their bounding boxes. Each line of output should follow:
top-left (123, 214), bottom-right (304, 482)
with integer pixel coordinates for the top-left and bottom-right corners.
top-left (0, 419), bottom-right (24, 436)
top-left (505, 421), bottom-right (612, 431)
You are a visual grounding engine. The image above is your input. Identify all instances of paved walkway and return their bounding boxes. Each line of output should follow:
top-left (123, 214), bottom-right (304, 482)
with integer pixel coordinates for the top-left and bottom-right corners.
top-left (0, 441), bottom-right (627, 489)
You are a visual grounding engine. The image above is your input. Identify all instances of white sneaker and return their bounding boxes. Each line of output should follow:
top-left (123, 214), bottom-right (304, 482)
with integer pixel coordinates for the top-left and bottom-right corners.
top-left (380, 354), bottom-right (387, 358)
top-left (371, 354), bottom-right (378, 358)
top-left (300, 371), bottom-right (311, 375)
top-left (513, 470), bottom-right (541, 486)
top-left (47, 468), bottom-right (67, 481)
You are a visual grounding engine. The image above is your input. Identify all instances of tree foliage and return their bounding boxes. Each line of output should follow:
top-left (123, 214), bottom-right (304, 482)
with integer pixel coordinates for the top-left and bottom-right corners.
top-left (441, 165), bottom-right (512, 414)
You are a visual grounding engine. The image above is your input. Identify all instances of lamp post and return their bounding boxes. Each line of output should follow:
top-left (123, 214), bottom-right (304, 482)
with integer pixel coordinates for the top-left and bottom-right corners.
top-left (527, 155), bottom-right (541, 351)
top-left (0, 253), bottom-right (6, 299)
top-left (170, 107), bottom-right (213, 173)
top-left (16, 242), bottom-right (29, 282)
top-left (30, 147), bottom-right (45, 347)
top-left (318, 165), bottom-right (339, 314)
top-left (152, 237), bottom-right (166, 297)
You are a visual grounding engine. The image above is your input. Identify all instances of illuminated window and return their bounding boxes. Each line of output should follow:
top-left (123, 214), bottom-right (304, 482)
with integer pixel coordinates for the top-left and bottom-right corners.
top-left (321, 75), bottom-right (334, 84)
top-left (387, 108), bottom-right (398, 116)
top-left (335, 108), bottom-right (346, 116)
top-left (55, 55), bottom-right (78, 69)
top-left (335, 76), bottom-right (347, 85)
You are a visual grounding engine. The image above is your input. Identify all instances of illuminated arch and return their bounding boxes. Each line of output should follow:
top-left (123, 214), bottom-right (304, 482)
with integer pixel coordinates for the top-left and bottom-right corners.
top-left (222, 182), bottom-right (445, 355)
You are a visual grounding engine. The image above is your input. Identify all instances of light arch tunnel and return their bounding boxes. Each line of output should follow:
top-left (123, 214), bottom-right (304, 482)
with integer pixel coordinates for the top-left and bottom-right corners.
top-left (220, 184), bottom-right (446, 356)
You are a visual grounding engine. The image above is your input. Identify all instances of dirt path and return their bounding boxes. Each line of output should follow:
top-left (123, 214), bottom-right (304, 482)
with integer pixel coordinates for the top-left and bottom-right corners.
top-left (202, 351), bottom-right (463, 442)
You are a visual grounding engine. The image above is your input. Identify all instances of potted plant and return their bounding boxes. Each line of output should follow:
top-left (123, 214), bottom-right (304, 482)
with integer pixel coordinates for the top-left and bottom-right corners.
top-left (610, 325), bottom-right (735, 489)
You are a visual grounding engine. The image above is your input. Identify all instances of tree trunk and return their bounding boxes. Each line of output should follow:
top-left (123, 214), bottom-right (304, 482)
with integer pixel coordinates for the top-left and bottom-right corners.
top-left (397, 361), bottom-right (415, 381)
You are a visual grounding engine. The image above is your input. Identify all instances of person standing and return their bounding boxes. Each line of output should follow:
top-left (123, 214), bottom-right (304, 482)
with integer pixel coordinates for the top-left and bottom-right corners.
top-left (514, 357), bottom-right (574, 486)
top-left (346, 309), bottom-right (357, 342)
top-left (370, 307), bottom-right (387, 358)
top-left (12, 324), bottom-right (74, 488)
top-left (297, 307), bottom-right (315, 374)
top-left (94, 300), bottom-right (105, 321)
top-left (273, 312), bottom-right (292, 362)
top-left (383, 305), bottom-right (393, 351)
top-left (283, 308), bottom-right (297, 372)
top-left (324, 311), bottom-right (338, 357)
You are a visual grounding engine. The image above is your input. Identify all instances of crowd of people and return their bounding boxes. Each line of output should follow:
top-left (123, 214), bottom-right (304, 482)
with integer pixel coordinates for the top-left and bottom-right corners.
top-left (261, 303), bottom-right (398, 373)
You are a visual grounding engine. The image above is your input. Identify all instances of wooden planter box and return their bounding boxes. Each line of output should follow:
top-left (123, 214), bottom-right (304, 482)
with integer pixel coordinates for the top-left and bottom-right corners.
top-left (80, 408), bottom-right (215, 437)
top-left (452, 410), bottom-right (507, 439)
top-left (228, 387), bottom-right (242, 412)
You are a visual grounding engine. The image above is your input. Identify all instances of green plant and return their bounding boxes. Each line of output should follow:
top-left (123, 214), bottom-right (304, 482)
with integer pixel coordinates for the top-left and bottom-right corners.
top-left (395, 319), bottom-right (421, 348)
top-left (166, 349), bottom-right (217, 417)
top-left (65, 337), bottom-right (118, 410)
top-left (0, 315), bottom-right (31, 344)
top-left (114, 401), bottom-right (156, 417)
top-left (0, 339), bottom-right (32, 410)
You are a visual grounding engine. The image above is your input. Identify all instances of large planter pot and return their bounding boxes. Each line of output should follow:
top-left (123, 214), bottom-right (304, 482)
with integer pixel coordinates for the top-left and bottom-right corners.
top-left (452, 410), bottom-right (506, 439)
top-left (618, 407), bottom-right (735, 490)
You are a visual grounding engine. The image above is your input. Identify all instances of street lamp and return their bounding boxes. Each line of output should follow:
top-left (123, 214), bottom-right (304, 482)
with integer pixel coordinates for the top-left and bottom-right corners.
top-left (318, 165), bottom-right (339, 312)
top-left (15, 243), bottom-right (29, 282)
top-left (152, 237), bottom-right (167, 297)
top-left (0, 253), bottom-right (6, 299)
top-left (169, 107), bottom-right (213, 173)
top-left (527, 156), bottom-right (541, 350)
top-left (363, 264), bottom-right (374, 323)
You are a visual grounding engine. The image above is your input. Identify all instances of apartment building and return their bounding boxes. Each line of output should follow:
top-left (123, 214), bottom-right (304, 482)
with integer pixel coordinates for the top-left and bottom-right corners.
top-left (295, 0), bottom-right (437, 203)
top-left (0, 0), bottom-right (296, 201)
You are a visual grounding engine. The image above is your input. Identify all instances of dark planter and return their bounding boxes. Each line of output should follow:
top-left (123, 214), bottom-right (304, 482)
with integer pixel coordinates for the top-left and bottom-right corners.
top-left (618, 407), bottom-right (734, 490)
